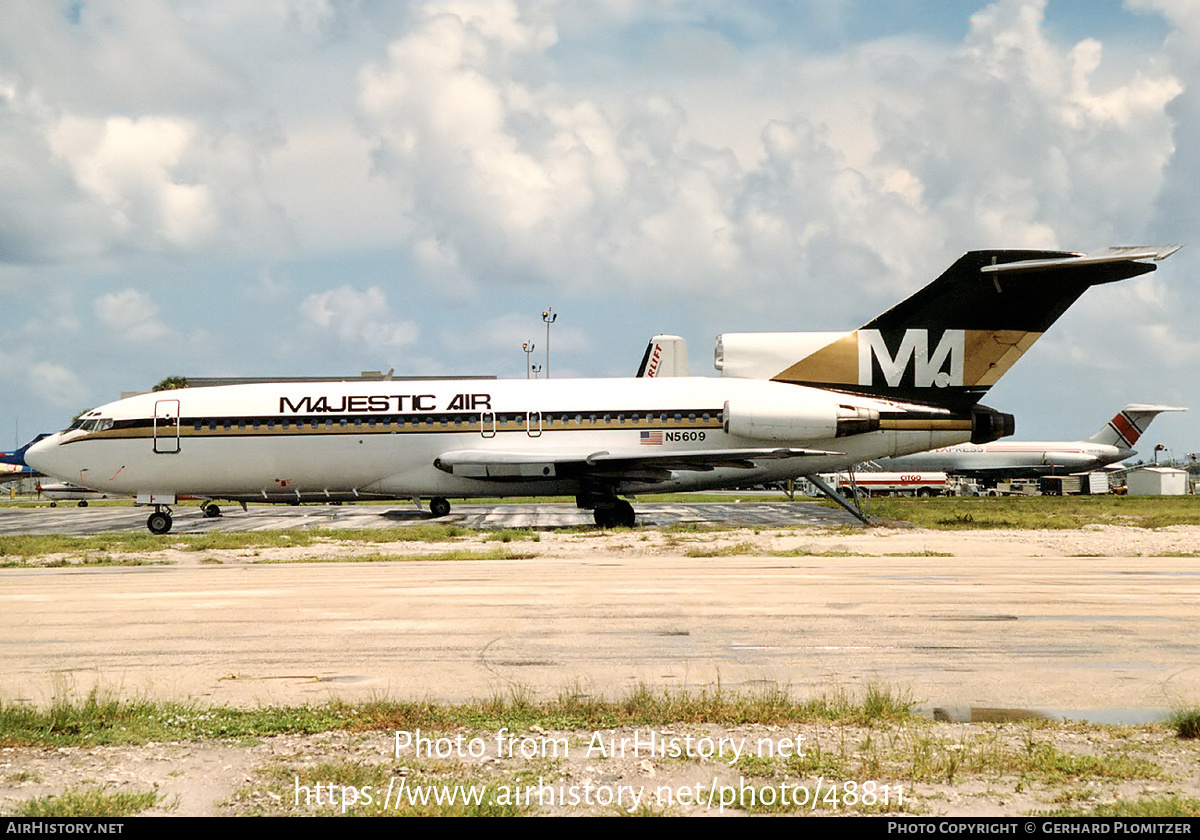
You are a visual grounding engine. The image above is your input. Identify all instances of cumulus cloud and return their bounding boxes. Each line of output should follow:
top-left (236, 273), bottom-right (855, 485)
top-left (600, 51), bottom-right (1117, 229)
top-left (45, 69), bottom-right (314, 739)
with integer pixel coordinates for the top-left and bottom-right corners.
top-left (351, 0), bottom-right (1182, 322)
top-left (0, 1), bottom-right (289, 264)
top-left (48, 116), bottom-right (218, 250)
top-left (26, 361), bottom-right (89, 409)
top-left (300, 286), bottom-right (419, 350)
top-left (93, 289), bottom-right (169, 343)
top-left (871, 0), bottom-right (1181, 251)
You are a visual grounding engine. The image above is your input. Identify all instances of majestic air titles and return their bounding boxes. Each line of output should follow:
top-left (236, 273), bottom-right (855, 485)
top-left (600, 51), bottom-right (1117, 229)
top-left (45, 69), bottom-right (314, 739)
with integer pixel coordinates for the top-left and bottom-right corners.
top-left (279, 393), bottom-right (493, 414)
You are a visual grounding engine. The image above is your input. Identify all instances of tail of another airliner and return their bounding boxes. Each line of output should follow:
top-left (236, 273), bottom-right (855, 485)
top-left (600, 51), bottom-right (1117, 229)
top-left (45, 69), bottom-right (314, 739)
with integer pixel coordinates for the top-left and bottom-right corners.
top-left (1086, 404), bottom-right (1186, 449)
top-left (636, 335), bottom-right (690, 377)
top-left (0, 434), bottom-right (48, 467)
top-left (716, 246), bottom-right (1180, 412)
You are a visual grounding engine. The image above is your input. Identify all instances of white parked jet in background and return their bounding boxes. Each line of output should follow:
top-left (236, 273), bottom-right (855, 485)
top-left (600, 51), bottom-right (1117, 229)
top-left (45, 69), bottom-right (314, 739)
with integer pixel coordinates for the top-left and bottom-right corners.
top-left (878, 404), bottom-right (1185, 479)
top-left (27, 246), bottom-right (1179, 533)
top-left (37, 482), bottom-right (125, 507)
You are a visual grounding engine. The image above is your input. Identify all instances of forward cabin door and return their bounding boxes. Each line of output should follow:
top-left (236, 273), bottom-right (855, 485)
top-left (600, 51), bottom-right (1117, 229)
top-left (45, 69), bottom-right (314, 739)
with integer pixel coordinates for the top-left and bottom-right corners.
top-left (153, 399), bottom-right (181, 454)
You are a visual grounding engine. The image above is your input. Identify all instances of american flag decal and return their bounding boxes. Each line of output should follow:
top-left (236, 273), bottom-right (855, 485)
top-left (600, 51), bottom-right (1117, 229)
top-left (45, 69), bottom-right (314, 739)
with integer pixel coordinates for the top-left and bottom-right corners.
top-left (640, 430), bottom-right (663, 445)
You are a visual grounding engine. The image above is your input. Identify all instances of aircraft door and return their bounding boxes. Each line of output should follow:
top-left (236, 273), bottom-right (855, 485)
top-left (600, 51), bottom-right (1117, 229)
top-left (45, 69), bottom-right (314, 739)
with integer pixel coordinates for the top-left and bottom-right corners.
top-left (480, 410), bottom-right (496, 438)
top-left (526, 410), bottom-right (542, 438)
top-left (154, 399), bottom-right (181, 454)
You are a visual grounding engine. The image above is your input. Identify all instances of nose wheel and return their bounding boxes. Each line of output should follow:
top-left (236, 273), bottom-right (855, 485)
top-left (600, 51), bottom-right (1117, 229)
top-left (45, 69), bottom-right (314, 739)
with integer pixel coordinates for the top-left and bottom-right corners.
top-left (147, 507), bottom-right (173, 534)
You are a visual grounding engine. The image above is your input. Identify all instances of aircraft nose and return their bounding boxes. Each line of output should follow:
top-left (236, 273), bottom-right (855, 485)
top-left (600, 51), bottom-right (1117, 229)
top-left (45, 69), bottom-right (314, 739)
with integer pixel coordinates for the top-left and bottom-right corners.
top-left (25, 434), bottom-right (65, 478)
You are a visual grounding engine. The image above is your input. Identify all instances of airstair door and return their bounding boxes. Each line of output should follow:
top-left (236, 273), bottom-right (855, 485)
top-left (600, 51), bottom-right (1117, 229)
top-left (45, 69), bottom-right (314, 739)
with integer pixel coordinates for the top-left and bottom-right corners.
top-left (154, 399), bottom-right (181, 454)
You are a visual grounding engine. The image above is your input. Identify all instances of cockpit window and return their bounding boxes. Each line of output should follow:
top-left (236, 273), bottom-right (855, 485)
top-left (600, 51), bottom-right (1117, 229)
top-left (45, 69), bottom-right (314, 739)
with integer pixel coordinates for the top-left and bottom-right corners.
top-left (69, 417), bottom-right (114, 433)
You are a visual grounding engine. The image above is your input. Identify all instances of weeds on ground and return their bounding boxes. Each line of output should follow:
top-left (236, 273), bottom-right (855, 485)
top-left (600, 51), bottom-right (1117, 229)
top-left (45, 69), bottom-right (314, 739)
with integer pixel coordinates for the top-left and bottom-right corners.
top-left (1167, 707), bottom-right (1200, 740)
top-left (0, 683), bottom-right (915, 748)
top-left (13, 787), bottom-right (164, 817)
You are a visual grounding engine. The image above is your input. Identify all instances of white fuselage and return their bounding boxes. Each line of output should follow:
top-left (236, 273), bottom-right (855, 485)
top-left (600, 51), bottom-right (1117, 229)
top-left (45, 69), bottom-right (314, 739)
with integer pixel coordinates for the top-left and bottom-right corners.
top-left (881, 440), bottom-right (1129, 477)
top-left (26, 376), bottom-right (977, 503)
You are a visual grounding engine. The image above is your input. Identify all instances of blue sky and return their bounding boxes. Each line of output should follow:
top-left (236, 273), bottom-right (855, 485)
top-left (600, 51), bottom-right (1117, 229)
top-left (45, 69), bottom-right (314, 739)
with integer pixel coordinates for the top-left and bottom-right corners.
top-left (2, 0), bottom-right (1197, 459)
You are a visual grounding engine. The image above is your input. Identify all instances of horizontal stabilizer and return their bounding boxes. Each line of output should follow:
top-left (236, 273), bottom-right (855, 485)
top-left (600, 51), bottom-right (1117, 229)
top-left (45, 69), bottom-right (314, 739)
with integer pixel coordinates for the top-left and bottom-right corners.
top-left (980, 246), bottom-right (1180, 274)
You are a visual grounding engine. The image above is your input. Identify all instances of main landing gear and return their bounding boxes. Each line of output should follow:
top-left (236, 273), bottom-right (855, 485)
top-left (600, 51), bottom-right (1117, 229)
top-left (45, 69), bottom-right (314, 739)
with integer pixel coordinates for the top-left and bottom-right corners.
top-left (147, 506), bottom-right (173, 534)
top-left (429, 497), bottom-right (451, 517)
top-left (577, 489), bottom-right (637, 528)
top-left (592, 499), bottom-right (635, 528)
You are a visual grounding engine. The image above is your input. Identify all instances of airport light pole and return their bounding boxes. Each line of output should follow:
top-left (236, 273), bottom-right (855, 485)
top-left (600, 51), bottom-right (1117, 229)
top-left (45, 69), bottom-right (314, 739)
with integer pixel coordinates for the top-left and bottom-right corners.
top-left (530, 364), bottom-right (541, 379)
top-left (542, 308), bottom-right (556, 378)
top-left (523, 341), bottom-right (535, 379)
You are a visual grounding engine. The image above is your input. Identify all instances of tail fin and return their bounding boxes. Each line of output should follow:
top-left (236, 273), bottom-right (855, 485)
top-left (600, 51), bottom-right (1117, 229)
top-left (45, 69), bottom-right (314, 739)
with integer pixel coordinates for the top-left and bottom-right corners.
top-left (1086, 404), bottom-right (1186, 449)
top-left (719, 246), bottom-right (1179, 410)
top-left (0, 434), bottom-right (48, 467)
top-left (636, 335), bottom-right (690, 377)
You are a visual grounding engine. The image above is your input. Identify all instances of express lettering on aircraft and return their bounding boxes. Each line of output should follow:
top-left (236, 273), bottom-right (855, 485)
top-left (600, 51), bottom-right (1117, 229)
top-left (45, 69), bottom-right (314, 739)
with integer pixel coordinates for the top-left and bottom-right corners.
top-left (279, 393), bottom-right (492, 414)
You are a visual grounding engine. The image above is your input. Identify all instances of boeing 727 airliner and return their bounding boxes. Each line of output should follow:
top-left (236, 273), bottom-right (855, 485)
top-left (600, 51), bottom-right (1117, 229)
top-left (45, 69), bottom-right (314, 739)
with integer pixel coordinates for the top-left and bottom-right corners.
top-left (26, 246), bottom-right (1179, 533)
top-left (879, 404), bottom-right (1185, 479)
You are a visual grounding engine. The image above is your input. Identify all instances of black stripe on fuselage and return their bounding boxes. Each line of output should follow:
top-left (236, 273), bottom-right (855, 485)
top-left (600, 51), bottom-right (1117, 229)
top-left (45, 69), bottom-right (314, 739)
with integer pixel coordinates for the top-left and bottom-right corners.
top-left (64, 408), bottom-right (729, 442)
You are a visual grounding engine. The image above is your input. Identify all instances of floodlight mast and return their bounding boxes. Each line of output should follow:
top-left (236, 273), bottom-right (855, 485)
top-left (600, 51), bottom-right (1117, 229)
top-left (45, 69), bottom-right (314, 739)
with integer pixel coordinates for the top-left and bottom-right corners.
top-left (542, 308), bottom-right (557, 378)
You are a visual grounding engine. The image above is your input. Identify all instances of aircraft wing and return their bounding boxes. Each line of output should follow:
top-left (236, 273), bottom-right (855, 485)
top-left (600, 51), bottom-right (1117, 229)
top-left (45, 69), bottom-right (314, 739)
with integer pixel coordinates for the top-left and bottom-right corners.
top-left (434, 446), bottom-right (839, 481)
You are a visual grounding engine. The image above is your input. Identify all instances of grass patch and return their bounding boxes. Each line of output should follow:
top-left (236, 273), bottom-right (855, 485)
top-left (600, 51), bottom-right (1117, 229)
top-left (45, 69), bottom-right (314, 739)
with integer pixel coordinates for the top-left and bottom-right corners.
top-left (659, 522), bottom-right (742, 534)
top-left (1042, 796), bottom-right (1200, 817)
top-left (0, 684), bottom-right (915, 747)
top-left (1013, 737), bottom-right (1161, 784)
top-left (249, 759), bottom-right (529, 816)
top-left (0, 525), bottom-right (477, 560)
top-left (684, 541), bottom-right (757, 557)
top-left (863, 495), bottom-right (1200, 530)
top-left (1167, 707), bottom-right (1200, 739)
top-left (0, 555), bottom-right (165, 568)
top-left (483, 529), bottom-right (541, 543)
top-left (13, 787), bottom-right (163, 817)
top-left (5, 685), bottom-right (1187, 817)
top-left (769, 547), bottom-right (857, 557)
